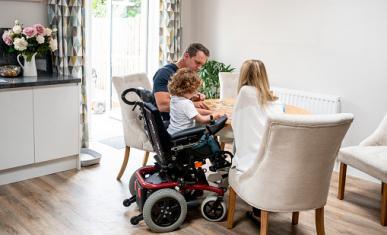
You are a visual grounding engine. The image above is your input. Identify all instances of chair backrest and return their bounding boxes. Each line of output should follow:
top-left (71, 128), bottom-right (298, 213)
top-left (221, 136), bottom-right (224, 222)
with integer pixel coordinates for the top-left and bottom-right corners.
top-left (141, 102), bottom-right (171, 160)
top-left (230, 113), bottom-right (353, 212)
top-left (219, 72), bottom-right (239, 101)
top-left (112, 73), bottom-right (153, 151)
top-left (360, 113), bottom-right (387, 146)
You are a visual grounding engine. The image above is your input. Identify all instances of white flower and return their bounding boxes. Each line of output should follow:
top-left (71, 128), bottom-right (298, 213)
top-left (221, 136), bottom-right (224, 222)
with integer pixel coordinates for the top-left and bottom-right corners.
top-left (36, 35), bottom-right (45, 44)
top-left (14, 20), bottom-right (19, 25)
top-left (12, 25), bottom-right (22, 34)
top-left (49, 38), bottom-right (58, 51)
top-left (45, 28), bottom-right (52, 36)
top-left (13, 37), bottom-right (28, 51)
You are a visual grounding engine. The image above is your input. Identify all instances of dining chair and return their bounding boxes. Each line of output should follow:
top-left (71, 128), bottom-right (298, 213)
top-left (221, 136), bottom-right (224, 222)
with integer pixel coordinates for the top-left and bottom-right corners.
top-left (217, 72), bottom-right (239, 150)
top-left (112, 73), bottom-right (154, 180)
top-left (227, 113), bottom-right (353, 235)
top-left (337, 113), bottom-right (387, 225)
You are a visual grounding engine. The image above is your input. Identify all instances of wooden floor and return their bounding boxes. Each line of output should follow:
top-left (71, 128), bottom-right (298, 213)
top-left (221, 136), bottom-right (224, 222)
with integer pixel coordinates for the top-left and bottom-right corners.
top-left (1, 142), bottom-right (387, 235)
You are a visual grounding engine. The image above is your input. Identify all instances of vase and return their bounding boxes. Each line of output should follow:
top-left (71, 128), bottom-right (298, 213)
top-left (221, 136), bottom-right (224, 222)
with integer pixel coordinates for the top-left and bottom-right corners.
top-left (17, 53), bottom-right (37, 77)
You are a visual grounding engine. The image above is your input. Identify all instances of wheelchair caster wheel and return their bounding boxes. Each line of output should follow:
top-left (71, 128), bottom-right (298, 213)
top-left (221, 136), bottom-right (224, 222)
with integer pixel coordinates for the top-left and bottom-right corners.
top-left (201, 196), bottom-right (227, 222)
top-left (130, 215), bottom-right (143, 225)
top-left (123, 199), bottom-right (131, 207)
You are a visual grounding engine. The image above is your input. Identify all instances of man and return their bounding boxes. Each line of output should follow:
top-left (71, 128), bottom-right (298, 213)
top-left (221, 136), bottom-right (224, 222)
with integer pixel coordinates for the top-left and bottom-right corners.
top-left (153, 43), bottom-right (211, 120)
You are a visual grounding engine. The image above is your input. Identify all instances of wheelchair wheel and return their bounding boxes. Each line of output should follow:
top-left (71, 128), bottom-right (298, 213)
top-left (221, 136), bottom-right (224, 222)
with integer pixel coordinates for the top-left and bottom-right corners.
top-left (200, 196), bottom-right (227, 222)
top-left (129, 171), bottom-right (137, 196)
top-left (143, 189), bottom-right (187, 233)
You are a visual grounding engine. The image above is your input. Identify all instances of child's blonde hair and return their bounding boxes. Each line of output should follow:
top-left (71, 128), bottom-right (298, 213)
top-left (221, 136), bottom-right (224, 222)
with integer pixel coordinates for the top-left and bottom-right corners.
top-left (168, 68), bottom-right (202, 97)
top-left (238, 59), bottom-right (278, 105)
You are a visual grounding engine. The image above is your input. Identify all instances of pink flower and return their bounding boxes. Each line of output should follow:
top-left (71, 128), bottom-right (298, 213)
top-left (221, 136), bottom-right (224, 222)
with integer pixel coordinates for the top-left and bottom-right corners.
top-left (34, 24), bottom-right (45, 35)
top-left (23, 26), bottom-right (37, 38)
top-left (2, 30), bottom-right (13, 46)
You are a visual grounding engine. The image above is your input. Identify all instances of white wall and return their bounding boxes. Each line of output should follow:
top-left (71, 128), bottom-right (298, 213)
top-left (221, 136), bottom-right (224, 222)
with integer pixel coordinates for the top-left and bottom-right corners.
top-left (185, 0), bottom-right (387, 146)
top-left (181, 0), bottom-right (192, 51)
top-left (0, 1), bottom-right (47, 27)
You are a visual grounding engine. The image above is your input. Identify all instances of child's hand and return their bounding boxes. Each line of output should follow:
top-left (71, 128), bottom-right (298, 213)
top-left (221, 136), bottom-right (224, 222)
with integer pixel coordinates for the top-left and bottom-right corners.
top-left (212, 112), bottom-right (224, 120)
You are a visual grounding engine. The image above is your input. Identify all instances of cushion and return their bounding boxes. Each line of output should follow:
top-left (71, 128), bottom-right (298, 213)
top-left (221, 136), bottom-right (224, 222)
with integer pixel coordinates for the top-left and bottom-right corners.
top-left (338, 146), bottom-right (387, 182)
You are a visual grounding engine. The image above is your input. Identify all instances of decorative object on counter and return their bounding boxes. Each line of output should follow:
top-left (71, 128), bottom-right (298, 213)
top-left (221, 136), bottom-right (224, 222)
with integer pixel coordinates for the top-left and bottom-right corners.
top-left (17, 52), bottom-right (37, 76)
top-left (1, 20), bottom-right (58, 76)
top-left (199, 60), bottom-right (235, 99)
top-left (0, 65), bottom-right (21, 77)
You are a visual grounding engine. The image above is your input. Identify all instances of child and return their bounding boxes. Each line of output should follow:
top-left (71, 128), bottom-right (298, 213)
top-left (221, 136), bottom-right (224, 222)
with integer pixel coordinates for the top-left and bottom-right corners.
top-left (232, 59), bottom-right (284, 173)
top-left (167, 68), bottom-right (223, 135)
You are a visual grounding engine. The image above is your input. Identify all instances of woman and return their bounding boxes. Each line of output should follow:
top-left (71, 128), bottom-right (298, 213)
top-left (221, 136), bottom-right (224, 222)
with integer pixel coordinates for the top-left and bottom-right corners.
top-left (231, 59), bottom-right (284, 173)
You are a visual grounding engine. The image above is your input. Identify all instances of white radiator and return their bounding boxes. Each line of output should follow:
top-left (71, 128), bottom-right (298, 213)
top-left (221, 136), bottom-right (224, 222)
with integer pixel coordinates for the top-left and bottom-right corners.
top-left (272, 87), bottom-right (341, 114)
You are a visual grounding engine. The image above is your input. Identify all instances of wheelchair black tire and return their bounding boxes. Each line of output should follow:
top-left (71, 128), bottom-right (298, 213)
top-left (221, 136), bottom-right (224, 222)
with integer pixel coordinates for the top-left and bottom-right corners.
top-left (143, 189), bottom-right (187, 233)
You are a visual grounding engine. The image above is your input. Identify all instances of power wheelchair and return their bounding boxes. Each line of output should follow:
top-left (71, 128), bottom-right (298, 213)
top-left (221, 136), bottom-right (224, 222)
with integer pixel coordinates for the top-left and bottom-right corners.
top-left (121, 87), bottom-right (233, 233)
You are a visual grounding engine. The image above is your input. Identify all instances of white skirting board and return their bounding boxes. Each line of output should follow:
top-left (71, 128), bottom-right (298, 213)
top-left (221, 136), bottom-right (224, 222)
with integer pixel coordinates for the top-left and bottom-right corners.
top-left (0, 155), bottom-right (79, 186)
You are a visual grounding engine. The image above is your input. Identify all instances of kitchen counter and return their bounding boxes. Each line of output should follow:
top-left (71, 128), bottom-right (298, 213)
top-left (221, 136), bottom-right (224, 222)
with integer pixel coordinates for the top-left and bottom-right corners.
top-left (0, 73), bottom-right (81, 89)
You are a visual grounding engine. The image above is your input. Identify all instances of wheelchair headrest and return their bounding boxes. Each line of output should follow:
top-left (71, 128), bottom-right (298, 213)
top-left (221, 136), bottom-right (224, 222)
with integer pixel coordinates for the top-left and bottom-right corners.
top-left (121, 87), bottom-right (155, 106)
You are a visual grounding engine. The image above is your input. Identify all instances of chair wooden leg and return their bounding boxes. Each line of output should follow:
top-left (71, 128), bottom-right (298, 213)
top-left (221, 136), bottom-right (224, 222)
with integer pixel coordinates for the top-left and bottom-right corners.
top-left (292, 212), bottom-right (299, 225)
top-left (227, 186), bottom-right (236, 229)
top-left (260, 210), bottom-right (269, 235)
top-left (116, 146), bottom-right (130, 180)
top-left (338, 163), bottom-right (347, 200)
top-left (142, 151), bottom-right (149, 166)
top-left (381, 183), bottom-right (387, 226)
top-left (220, 142), bottom-right (226, 151)
top-left (382, 182), bottom-right (384, 195)
top-left (315, 207), bottom-right (325, 235)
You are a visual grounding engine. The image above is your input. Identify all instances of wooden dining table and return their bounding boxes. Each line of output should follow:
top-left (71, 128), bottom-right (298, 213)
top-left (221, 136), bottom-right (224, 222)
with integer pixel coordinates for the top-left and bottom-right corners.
top-left (204, 98), bottom-right (310, 126)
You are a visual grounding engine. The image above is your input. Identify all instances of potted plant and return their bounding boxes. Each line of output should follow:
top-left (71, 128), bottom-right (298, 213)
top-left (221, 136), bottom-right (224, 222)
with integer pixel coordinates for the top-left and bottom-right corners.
top-left (199, 60), bottom-right (235, 99)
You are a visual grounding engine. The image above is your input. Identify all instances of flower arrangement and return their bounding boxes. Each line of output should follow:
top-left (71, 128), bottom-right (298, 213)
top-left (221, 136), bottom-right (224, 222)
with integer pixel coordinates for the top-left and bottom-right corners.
top-left (1, 20), bottom-right (58, 62)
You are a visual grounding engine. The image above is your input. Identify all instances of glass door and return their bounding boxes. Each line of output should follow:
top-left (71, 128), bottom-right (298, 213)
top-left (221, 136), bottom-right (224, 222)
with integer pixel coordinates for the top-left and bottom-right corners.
top-left (89, 0), bottom-right (149, 141)
top-left (110, 0), bottom-right (148, 118)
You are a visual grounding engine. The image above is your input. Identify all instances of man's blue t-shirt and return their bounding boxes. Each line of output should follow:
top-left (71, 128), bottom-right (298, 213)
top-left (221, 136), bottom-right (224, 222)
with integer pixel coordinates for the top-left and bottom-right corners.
top-left (152, 63), bottom-right (178, 120)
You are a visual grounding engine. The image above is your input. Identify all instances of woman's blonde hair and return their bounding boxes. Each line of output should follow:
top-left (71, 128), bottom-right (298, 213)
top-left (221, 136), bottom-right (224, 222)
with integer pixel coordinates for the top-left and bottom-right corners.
top-left (238, 59), bottom-right (277, 105)
top-left (168, 68), bottom-right (202, 97)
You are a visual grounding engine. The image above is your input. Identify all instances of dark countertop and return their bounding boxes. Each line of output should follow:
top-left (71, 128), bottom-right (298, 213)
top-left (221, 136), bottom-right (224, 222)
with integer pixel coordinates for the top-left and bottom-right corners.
top-left (0, 73), bottom-right (81, 89)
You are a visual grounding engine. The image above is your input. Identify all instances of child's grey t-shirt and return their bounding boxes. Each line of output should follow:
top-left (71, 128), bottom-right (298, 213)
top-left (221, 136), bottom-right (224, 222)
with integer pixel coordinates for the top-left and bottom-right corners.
top-left (167, 96), bottom-right (199, 135)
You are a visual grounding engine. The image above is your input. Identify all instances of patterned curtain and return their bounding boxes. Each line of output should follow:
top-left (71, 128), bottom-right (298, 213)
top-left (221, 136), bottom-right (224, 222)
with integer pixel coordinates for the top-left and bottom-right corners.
top-left (48, 0), bottom-right (89, 148)
top-left (159, 0), bottom-right (182, 66)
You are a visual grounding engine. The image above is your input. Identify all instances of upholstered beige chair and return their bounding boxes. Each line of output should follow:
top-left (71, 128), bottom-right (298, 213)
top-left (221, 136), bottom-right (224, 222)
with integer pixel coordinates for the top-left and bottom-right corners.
top-left (338, 114), bottom-right (387, 226)
top-left (227, 113), bottom-right (353, 235)
top-left (112, 73), bottom-right (154, 180)
top-left (217, 72), bottom-right (239, 150)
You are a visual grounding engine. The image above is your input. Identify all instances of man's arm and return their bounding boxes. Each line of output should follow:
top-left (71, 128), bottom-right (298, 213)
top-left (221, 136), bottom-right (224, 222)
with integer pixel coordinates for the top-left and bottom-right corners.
top-left (154, 92), bottom-right (171, 112)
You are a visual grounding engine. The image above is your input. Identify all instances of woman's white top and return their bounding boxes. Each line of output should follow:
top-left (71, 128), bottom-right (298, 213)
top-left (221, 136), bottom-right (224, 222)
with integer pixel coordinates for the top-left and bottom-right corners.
top-left (231, 85), bottom-right (284, 173)
top-left (167, 96), bottom-right (199, 135)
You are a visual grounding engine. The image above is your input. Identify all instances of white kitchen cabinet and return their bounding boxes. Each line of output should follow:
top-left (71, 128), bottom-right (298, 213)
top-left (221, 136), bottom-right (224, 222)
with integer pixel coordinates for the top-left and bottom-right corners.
top-left (0, 88), bottom-right (35, 170)
top-left (34, 84), bottom-right (80, 163)
top-left (0, 78), bottom-right (80, 185)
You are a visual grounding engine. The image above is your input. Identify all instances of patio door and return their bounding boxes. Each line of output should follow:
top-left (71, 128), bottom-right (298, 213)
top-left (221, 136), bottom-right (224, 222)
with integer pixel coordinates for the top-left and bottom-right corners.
top-left (89, 0), bottom-right (149, 117)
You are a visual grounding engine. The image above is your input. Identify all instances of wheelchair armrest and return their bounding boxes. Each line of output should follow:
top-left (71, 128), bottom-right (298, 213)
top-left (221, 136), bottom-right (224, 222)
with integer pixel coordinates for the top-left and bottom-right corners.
top-left (206, 115), bottom-right (228, 135)
top-left (170, 126), bottom-right (206, 141)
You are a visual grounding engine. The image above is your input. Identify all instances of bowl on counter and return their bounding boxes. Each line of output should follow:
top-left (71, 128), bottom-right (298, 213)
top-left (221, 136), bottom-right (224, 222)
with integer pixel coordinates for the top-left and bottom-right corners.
top-left (0, 65), bottom-right (22, 77)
